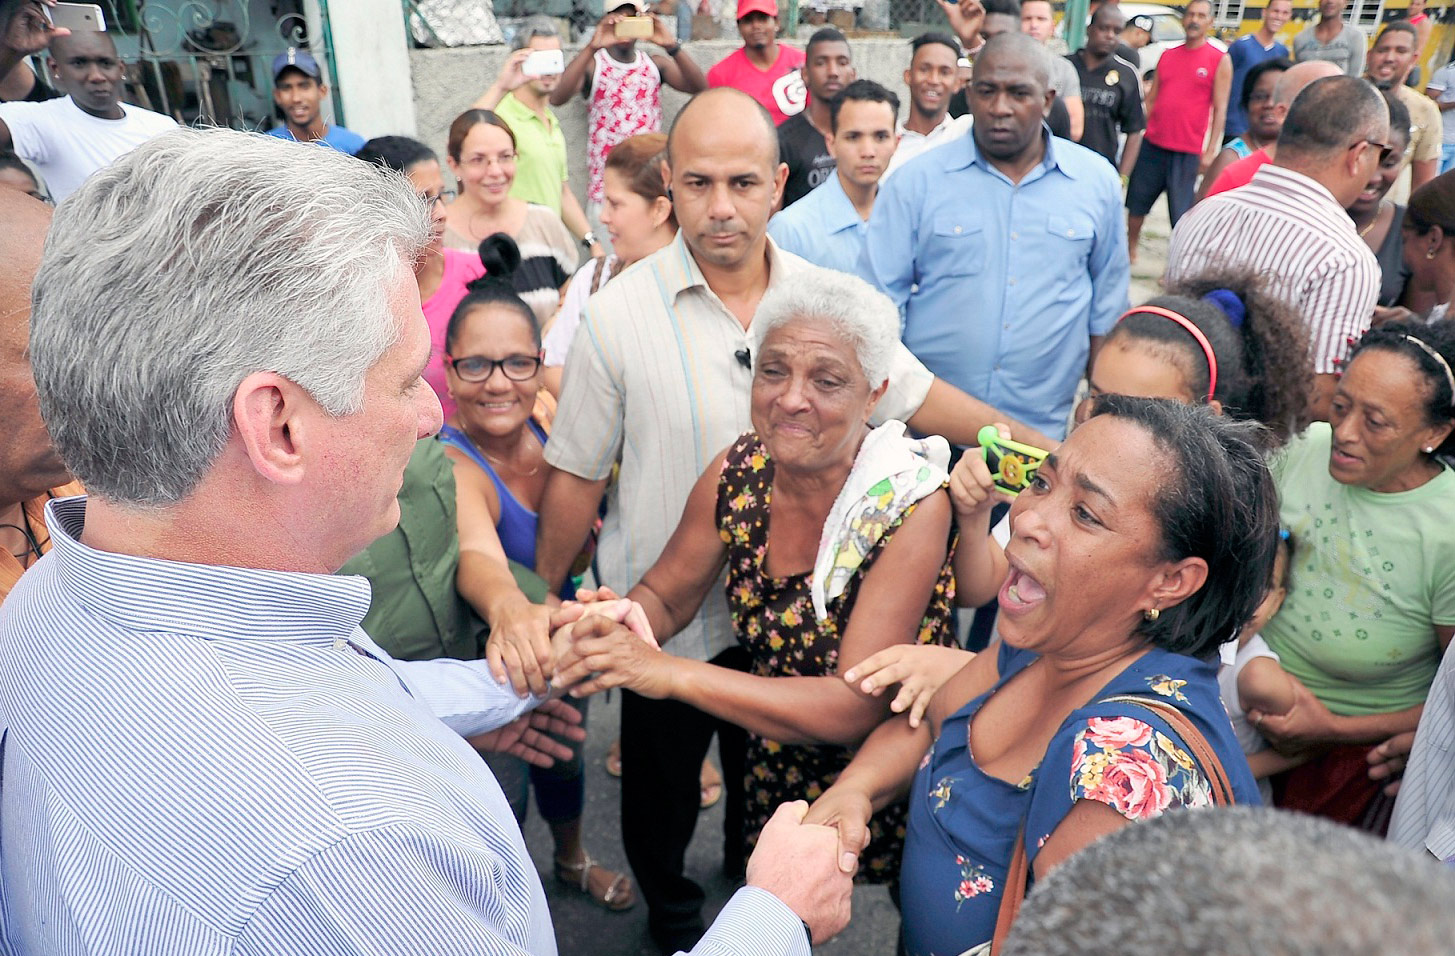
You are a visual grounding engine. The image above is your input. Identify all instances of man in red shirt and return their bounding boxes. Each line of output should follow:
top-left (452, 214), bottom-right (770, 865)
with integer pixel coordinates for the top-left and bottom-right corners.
top-left (705, 0), bottom-right (806, 125)
top-left (1124, 0), bottom-right (1230, 261)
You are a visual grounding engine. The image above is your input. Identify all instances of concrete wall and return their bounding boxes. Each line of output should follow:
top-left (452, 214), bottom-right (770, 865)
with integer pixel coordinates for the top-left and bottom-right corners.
top-left (410, 37), bottom-right (920, 206)
top-left (323, 0), bottom-right (419, 137)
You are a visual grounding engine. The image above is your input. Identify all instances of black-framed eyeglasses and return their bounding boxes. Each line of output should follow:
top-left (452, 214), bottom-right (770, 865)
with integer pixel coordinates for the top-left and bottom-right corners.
top-left (445, 353), bottom-right (542, 382)
top-left (423, 188), bottom-right (457, 208)
top-left (1359, 139), bottom-right (1395, 165)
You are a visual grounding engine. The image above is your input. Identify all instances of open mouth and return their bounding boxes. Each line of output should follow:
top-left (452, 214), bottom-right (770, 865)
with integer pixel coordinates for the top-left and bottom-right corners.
top-left (999, 562), bottom-right (1047, 614)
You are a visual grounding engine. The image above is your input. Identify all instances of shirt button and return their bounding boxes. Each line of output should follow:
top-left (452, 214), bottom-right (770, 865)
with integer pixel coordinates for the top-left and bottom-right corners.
top-left (1066, 229), bottom-right (1075, 237)
top-left (954, 225), bottom-right (963, 234)
top-left (1008, 278), bottom-right (1016, 285)
top-left (1010, 232), bottom-right (1018, 240)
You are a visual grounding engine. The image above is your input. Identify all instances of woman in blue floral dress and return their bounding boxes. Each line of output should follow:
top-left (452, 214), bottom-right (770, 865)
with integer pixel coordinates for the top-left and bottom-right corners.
top-left (806, 398), bottom-right (1272, 955)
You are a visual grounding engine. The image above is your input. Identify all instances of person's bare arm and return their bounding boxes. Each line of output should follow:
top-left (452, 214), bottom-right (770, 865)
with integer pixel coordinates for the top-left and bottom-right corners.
top-left (1065, 95), bottom-right (1084, 142)
top-left (1196, 145), bottom-right (1238, 202)
top-left (1411, 157), bottom-right (1438, 192)
top-left (472, 48), bottom-right (530, 110)
top-left (1247, 747), bottom-right (1309, 780)
top-left (0, 0), bottom-right (64, 102)
top-left (935, 0), bottom-right (985, 53)
top-left (552, 18), bottom-right (617, 106)
top-left (449, 450), bottom-right (559, 696)
top-left (649, 14), bottom-right (707, 92)
top-left (946, 440), bottom-right (1011, 608)
top-left (1201, 56), bottom-right (1233, 174)
top-left (1034, 798), bottom-right (1131, 878)
top-left (1237, 655), bottom-right (1299, 718)
top-left (905, 377), bottom-right (1057, 451)
top-left (1118, 130), bottom-right (1144, 179)
top-left (558, 184), bottom-right (602, 255)
top-left (1142, 71), bottom-right (1159, 118)
top-left (534, 467), bottom-right (608, 597)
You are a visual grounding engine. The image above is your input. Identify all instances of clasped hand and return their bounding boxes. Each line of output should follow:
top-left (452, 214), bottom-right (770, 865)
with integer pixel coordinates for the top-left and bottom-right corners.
top-left (484, 585), bottom-right (665, 699)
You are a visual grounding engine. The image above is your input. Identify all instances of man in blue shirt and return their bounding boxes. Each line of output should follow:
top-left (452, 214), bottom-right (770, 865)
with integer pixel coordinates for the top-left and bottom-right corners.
top-left (266, 48), bottom-right (365, 154)
top-left (0, 126), bottom-right (852, 956)
top-left (769, 79), bottom-right (898, 274)
top-left (1225, 0), bottom-right (1292, 140)
top-left (859, 32), bottom-right (1129, 441)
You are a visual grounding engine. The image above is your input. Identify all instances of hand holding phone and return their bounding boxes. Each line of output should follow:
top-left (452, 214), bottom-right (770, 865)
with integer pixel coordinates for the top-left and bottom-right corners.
top-left (978, 424), bottom-right (1048, 497)
top-left (521, 48), bottom-right (564, 77)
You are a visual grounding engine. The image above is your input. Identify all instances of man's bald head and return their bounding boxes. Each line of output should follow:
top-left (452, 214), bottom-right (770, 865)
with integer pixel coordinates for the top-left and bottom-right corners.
top-left (47, 27), bottom-right (118, 61)
top-left (974, 31), bottom-right (1053, 95)
top-left (668, 87), bottom-right (780, 170)
top-left (0, 190), bottom-right (69, 508)
top-left (1273, 59), bottom-right (1341, 105)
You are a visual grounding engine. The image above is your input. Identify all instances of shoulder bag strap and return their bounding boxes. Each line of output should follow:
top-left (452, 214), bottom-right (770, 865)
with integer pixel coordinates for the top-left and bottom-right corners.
top-left (990, 823), bottom-right (1029, 955)
top-left (1102, 694), bottom-right (1234, 805)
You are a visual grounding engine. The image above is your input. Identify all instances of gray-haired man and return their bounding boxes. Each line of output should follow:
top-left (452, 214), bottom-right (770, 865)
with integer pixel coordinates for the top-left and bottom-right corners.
top-left (0, 126), bottom-right (851, 956)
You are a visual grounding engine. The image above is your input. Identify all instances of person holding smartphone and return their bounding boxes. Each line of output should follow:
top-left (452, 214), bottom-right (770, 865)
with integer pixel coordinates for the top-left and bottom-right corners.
top-left (551, 2), bottom-right (706, 220)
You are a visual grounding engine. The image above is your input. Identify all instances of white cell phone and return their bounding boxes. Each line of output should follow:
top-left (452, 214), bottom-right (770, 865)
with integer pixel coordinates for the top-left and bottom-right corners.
top-left (521, 48), bottom-right (564, 77)
top-left (45, 2), bottom-right (107, 32)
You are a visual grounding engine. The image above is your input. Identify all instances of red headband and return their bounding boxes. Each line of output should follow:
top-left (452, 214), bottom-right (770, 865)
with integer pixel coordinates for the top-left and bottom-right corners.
top-left (1117, 306), bottom-right (1218, 402)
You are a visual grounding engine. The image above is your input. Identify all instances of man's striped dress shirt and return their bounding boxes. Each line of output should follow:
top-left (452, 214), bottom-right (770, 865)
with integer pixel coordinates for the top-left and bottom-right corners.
top-left (1165, 164), bottom-right (1379, 374)
top-left (0, 497), bottom-right (809, 956)
top-left (1390, 639), bottom-right (1455, 867)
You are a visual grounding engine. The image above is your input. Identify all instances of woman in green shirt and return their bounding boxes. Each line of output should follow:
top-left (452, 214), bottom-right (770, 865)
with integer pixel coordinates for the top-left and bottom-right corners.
top-left (1251, 322), bottom-right (1455, 831)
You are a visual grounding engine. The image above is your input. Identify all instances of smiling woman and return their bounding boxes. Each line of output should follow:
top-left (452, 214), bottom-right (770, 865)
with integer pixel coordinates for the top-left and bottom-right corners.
top-left (551, 266), bottom-right (958, 882)
top-left (803, 397), bottom-right (1272, 956)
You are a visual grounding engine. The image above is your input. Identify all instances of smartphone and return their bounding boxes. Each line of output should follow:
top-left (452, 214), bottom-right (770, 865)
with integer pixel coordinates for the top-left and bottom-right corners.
top-left (45, 2), bottom-right (106, 32)
top-left (521, 48), bottom-right (565, 77)
top-left (615, 15), bottom-right (654, 38)
top-left (978, 425), bottom-right (1049, 497)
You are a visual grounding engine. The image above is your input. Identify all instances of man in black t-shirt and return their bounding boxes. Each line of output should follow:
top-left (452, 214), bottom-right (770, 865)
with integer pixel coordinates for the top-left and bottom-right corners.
top-left (777, 26), bottom-right (854, 207)
top-left (1069, 3), bottom-right (1144, 173)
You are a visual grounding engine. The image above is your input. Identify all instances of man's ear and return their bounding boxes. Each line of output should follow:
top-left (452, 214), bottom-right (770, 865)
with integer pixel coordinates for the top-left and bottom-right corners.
top-left (232, 372), bottom-right (313, 487)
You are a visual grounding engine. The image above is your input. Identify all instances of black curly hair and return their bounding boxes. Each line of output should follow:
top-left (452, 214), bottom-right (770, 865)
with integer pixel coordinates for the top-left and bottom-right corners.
top-left (1089, 395), bottom-right (1280, 659)
top-left (444, 233), bottom-right (539, 353)
top-left (1345, 320), bottom-right (1455, 457)
top-left (1104, 271), bottom-right (1311, 445)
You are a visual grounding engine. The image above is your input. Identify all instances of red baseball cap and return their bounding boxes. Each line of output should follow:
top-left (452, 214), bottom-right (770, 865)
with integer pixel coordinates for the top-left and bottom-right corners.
top-left (736, 0), bottom-right (778, 19)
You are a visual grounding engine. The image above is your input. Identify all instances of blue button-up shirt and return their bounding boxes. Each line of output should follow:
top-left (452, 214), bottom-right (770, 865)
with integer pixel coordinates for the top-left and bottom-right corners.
top-left (767, 172), bottom-right (869, 274)
top-left (0, 497), bottom-right (809, 956)
top-left (858, 128), bottom-right (1130, 439)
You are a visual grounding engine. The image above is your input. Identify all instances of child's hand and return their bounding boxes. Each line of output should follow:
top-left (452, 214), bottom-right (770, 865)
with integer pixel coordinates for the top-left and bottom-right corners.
top-left (1367, 731), bottom-right (1416, 797)
top-left (843, 645), bottom-right (975, 728)
top-left (948, 426), bottom-right (1014, 522)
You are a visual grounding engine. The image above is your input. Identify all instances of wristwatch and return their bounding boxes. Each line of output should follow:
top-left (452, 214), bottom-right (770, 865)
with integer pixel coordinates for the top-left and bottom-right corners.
top-left (581, 231), bottom-right (598, 249)
top-left (663, 43), bottom-right (682, 57)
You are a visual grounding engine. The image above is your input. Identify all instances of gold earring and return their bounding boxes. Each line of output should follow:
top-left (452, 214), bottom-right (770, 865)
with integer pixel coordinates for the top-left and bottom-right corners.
top-left (1144, 608), bottom-right (1160, 622)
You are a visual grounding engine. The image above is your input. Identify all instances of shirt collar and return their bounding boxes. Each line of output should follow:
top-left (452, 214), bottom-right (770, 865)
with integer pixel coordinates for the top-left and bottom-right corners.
top-left (658, 229), bottom-right (796, 299)
top-left (45, 496), bottom-right (372, 645)
top-left (949, 126), bottom-right (1079, 182)
top-left (497, 93), bottom-right (549, 128)
top-left (1252, 164), bottom-right (1343, 210)
top-left (816, 174), bottom-right (867, 234)
top-left (897, 112), bottom-right (956, 141)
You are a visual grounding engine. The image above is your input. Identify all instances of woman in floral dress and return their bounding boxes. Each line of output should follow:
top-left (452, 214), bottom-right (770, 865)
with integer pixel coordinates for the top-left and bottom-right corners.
top-left (805, 398), bottom-right (1270, 955)
top-left (552, 269), bottom-right (956, 879)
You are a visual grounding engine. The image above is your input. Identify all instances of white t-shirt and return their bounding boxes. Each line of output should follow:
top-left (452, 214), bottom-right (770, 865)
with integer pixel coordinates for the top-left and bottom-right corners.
top-left (1218, 634), bottom-right (1281, 803)
top-left (543, 255), bottom-right (618, 367)
top-left (0, 96), bottom-right (177, 201)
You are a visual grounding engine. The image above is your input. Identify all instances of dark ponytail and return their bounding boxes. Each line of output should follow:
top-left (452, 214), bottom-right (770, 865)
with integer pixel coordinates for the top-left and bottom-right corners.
top-left (1108, 271), bottom-right (1311, 444)
top-left (444, 233), bottom-right (540, 354)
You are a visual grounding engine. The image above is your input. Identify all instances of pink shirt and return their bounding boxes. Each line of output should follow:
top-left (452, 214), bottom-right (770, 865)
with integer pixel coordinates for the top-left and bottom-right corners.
top-left (1145, 41), bottom-right (1227, 154)
top-left (421, 247), bottom-right (487, 419)
top-left (1206, 148), bottom-right (1270, 198)
top-left (706, 45), bottom-right (806, 126)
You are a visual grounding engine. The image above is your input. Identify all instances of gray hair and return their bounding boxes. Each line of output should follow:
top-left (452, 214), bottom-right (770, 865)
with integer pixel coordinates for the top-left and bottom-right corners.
top-left (512, 15), bottom-right (560, 50)
top-left (975, 32), bottom-right (1054, 95)
top-left (1004, 807), bottom-right (1455, 956)
top-left (750, 266), bottom-right (899, 390)
top-left (29, 127), bottom-right (431, 506)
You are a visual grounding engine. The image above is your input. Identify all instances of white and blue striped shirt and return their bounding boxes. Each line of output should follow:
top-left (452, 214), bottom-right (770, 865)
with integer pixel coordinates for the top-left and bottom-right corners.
top-left (0, 497), bottom-right (809, 956)
top-left (1391, 641), bottom-right (1455, 867)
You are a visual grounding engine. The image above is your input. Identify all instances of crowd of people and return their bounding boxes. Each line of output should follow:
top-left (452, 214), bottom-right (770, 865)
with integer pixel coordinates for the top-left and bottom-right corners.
top-left (3, 0), bottom-right (1455, 952)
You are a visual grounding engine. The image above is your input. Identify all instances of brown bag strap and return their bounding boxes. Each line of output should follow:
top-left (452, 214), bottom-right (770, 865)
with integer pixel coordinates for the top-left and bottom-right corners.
top-left (989, 824), bottom-right (1029, 954)
top-left (1101, 694), bottom-right (1234, 805)
top-left (988, 694), bottom-right (1233, 954)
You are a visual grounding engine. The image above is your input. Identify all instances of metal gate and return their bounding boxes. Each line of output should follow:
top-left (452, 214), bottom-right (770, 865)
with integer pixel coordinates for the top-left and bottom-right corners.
top-left (93, 0), bottom-right (344, 131)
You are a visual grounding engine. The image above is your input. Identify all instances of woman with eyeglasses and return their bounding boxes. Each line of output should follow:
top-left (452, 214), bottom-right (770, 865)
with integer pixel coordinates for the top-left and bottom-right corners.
top-left (438, 234), bottom-right (634, 913)
top-left (441, 109), bottom-right (578, 329)
top-left (357, 136), bottom-right (480, 418)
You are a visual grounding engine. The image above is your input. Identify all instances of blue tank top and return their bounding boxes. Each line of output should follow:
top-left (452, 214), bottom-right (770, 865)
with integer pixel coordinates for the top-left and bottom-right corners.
top-left (1226, 136), bottom-right (1255, 160)
top-left (437, 422), bottom-right (547, 571)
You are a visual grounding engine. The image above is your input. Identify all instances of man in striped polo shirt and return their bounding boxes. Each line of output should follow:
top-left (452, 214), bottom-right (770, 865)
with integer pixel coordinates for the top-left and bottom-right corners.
top-left (1165, 75), bottom-right (1387, 421)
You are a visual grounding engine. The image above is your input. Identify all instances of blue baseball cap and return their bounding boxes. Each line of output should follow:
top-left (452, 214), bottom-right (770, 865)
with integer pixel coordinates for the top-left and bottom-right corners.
top-left (271, 48), bottom-right (322, 82)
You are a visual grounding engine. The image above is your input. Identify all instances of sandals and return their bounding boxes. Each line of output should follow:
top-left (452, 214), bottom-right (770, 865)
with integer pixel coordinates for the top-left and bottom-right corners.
top-left (554, 851), bottom-right (636, 912)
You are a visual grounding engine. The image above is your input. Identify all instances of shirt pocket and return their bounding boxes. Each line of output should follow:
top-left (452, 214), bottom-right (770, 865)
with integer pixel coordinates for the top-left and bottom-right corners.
top-left (1047, 213), bottom-right (1096, 267)
top-left (925, 212), bottom-right (987, 279)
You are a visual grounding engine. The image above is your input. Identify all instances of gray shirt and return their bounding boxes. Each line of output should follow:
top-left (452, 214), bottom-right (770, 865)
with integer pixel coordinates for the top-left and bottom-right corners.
top-left (1291, 21), bottom-right (1367, 77)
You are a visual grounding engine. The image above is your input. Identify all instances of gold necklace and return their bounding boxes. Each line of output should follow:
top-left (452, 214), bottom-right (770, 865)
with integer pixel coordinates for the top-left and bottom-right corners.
top-left (1358, 200), bottom-right (1390, 238)
top-left (473, 428), bottom-right (541, 478)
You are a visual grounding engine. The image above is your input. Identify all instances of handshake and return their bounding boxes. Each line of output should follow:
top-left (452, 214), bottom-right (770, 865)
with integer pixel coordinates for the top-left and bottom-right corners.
top-left (483, 585), bottom-right (668, 700)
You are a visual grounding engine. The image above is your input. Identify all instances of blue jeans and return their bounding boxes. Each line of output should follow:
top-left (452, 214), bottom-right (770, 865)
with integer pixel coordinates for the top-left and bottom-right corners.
top-left (1441, 143), bottom-right (1455, 175)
